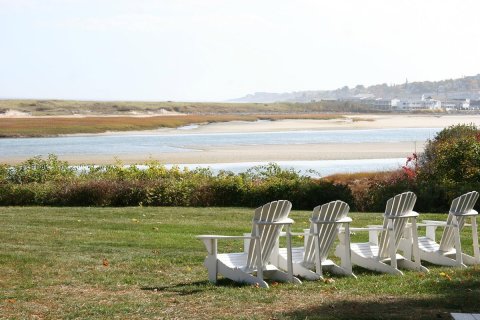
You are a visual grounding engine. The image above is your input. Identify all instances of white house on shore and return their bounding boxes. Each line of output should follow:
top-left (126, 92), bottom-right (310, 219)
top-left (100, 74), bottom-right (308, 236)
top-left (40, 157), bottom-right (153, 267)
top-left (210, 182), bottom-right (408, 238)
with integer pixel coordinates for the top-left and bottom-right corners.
top-left (346, 95), bottom-right (476, 111)
top-left (390, 96), bottom-right (441, 110)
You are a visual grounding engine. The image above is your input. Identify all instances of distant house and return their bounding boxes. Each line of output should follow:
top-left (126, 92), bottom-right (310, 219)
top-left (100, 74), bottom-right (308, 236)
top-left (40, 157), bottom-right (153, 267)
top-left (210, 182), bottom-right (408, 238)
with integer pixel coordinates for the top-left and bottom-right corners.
top-left (441, 99), bottom-right (469, 110)
top-left (392, 97), bottom-right (441, 110)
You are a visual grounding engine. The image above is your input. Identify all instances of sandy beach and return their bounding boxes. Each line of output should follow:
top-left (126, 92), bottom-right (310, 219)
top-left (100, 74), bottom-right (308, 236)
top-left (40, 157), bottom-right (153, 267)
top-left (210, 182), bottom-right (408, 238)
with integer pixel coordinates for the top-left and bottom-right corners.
top-left (179, 114), bottom-right (480, 134)
top-left (2, 114), bottom-right (480, 165)
top-left (22, 141), bottom-right (417, 165)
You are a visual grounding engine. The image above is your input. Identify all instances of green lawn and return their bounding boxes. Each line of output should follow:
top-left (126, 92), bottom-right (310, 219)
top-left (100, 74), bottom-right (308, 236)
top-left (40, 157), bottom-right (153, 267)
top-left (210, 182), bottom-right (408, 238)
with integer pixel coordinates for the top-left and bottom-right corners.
top-left (1, 207), bottom-right (479, 319)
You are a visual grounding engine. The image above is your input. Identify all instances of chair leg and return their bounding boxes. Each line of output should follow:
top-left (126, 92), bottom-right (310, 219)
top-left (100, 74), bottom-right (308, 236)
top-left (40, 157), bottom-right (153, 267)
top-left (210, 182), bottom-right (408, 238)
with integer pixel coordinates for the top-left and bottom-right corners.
top-left (313, 224), bottom-right (323, 278)
top-left (453, 219), bottom-right (464, 267)
top-left (471, 217), bottom-right (480, 264)
top-left (205, 256), bottom-right (218, 283)
top-left (342, 224), bottom-right (353, 276)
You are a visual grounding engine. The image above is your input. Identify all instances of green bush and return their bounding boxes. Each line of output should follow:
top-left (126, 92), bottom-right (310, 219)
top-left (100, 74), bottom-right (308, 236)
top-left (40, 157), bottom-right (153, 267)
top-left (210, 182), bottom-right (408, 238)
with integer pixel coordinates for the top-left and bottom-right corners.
top-left (1, 154), bottom-right (74, 184)
top-left (419, 123), bottom-right (480, 186)
top-left (0, 159), bottom-right (355, 209)
top-left (357, 124), bottom-right (480, 213)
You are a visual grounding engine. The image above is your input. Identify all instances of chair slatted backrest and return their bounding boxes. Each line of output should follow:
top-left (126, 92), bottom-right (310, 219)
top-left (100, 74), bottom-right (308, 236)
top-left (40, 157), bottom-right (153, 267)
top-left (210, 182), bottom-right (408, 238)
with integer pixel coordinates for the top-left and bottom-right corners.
top-left (439, 191), bottom-right (479, 252)
top-left (378, 192), bottom-right (417, 258)
top-left (246, 200), bottom-right (292, 270)
top-left (303, 200), bottom-right (350, 264)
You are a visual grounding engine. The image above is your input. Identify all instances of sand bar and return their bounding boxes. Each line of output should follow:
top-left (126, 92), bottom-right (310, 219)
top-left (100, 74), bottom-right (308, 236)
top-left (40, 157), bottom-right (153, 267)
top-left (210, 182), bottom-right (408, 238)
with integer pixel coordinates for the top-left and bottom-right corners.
top-left (3, 141), bottom-right (423, 165)
top-left (179, 114), bottom-right (480, 133)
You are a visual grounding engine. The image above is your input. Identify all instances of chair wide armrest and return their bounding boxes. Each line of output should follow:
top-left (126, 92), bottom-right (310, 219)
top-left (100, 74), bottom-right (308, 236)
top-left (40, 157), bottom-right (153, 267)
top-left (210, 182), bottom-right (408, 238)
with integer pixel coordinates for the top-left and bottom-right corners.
top-left (420, 220), bottom-right (447, 227)
top-left (197, 235), bottom-right (257, 255)
top-left (348, 227), bottom-right (385, 232)
top-left (310, 217), bottom-right (352, 224)
top-left (280, 232), bottom-right (305, 236)
top-left (196, 235), bottom-right (255, 240)
top-left (255, 218), bottom-right (294, 226)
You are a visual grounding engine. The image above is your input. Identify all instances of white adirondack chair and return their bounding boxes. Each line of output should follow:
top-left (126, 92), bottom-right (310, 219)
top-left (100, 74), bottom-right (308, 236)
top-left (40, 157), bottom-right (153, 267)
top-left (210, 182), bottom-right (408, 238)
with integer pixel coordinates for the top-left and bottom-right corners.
top-left (414, 191), bottom-right (479, 267)
top-left (335, 191), bottom-right (428, 275)
top-left (273, 200), bottom-right (355, 280)
top-left (197, 200), bottom-right (301, 288)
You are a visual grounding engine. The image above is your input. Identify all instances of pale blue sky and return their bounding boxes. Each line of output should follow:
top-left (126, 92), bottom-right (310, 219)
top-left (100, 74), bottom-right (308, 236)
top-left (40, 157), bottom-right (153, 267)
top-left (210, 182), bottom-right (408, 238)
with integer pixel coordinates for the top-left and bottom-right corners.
top-left (1, 0), bottom-right (479, 101)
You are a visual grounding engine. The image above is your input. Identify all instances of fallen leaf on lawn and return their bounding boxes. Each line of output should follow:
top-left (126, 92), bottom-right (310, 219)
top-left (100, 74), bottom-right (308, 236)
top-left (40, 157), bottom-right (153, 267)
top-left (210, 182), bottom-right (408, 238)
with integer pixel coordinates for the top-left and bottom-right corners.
top-left (102, 258), bottom-right (109, 267)
top-left (439, 272), bottom-right (451, 281)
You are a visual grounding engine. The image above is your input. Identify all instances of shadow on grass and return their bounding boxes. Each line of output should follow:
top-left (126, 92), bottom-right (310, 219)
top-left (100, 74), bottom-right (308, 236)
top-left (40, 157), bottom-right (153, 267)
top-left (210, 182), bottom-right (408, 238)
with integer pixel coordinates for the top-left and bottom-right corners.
top-left (283, 268), bottom-right (480, 320)
top-left (283, 296), bottom-right (456, 320)
top-left (141, 278), bottom-right (253, 295)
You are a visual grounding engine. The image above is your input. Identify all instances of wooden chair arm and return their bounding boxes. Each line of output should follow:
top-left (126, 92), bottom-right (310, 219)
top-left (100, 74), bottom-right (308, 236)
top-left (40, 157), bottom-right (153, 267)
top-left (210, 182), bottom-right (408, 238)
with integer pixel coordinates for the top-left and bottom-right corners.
top-left (197, 235), bottom-right (257, 255)
top-left (196, 235), bottom-right (256, 240)
top-left (255, 218), bottom-right (294, 226)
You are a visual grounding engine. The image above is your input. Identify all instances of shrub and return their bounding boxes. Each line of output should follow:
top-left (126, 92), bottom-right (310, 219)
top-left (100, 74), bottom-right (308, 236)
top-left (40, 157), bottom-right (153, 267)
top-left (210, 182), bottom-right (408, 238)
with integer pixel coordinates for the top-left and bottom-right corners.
top-left (2, 154), bottom-right (74, 184)
top-left (0, 159), bottom-right (356, 208)
top-left (351, 124), bottom-right (480, 213)
top-left (419, 123), bottom-right (480, 186)
top-left (415, 124), bottom-right (480, 212)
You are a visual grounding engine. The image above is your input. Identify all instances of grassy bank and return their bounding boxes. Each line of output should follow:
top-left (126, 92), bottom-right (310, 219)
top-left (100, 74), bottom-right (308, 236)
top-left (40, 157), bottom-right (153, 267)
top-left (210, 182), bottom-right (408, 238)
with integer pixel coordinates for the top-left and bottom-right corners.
top-left (0, 113), bottom-right (344, 137)
top-left (0, 99), bottom-right (376, 117)
top-left (1, 206), bottom-right (479, 319)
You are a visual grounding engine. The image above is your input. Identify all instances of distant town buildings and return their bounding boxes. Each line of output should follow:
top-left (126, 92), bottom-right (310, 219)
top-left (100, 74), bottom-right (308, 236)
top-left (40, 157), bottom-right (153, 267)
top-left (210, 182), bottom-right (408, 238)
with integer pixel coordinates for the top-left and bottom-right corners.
top-left (345, 95), bottom-right (479, 112)
top-left (233, 74), bottom-right (480, 111)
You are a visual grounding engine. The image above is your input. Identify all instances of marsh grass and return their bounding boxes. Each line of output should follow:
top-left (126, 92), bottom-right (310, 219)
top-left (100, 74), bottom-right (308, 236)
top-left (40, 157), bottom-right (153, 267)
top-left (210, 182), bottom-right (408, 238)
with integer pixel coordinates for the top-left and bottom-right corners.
top-left (0, 113), bottom-right (343, 137)
top-left (1, 207), bottom-right (479, 319)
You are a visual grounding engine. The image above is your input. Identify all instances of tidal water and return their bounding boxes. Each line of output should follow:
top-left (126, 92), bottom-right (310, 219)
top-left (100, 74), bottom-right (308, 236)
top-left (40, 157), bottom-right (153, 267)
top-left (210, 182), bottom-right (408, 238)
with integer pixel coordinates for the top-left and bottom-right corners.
top-left (0, 127), bottom-right (439, 158)
top-left (160, 158), bottom-right (407, 178)
top-left (0, 127), bottom-right (439, 175)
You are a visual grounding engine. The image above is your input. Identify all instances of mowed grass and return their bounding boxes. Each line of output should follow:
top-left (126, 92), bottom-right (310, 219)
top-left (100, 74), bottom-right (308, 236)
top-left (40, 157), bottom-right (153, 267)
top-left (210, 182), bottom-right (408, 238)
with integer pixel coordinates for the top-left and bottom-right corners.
top-left (1, 207), bottom-right (479, 319)
top-left (0, 113), bottom-right (343, 137)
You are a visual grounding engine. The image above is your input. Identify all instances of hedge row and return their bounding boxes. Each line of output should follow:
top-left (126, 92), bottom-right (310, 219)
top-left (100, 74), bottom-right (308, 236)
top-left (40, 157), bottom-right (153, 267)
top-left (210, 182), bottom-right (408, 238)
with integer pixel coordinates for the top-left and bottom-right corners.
top-left (0, 157), bottom-right (353, 210)
top-left (1, 154), bottom-right (478, 212)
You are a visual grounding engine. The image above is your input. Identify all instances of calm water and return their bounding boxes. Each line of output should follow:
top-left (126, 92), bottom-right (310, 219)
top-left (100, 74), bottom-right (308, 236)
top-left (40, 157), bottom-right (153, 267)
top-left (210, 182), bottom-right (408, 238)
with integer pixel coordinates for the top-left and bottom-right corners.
top-left (161, 158), bottom-right (407, 177)
top-left (0, 127), bottom-right (438, 175)
top-left (0, 127), bottom-right (439, 158)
